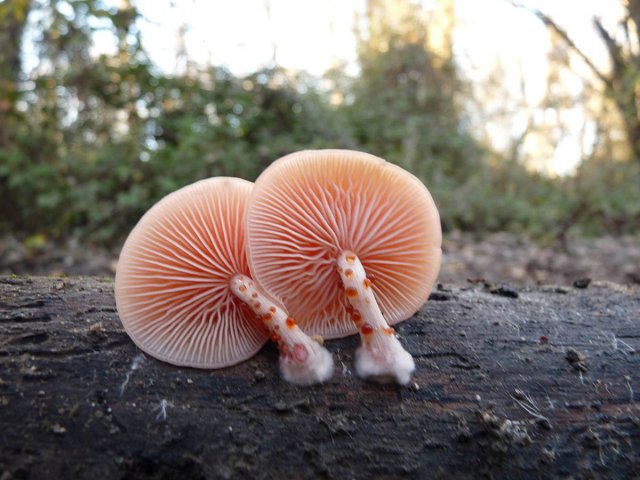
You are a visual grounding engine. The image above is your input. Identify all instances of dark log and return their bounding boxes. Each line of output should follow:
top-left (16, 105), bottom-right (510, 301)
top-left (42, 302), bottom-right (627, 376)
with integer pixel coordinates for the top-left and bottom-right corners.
top-left (0, 276), bottom-right (639, 479)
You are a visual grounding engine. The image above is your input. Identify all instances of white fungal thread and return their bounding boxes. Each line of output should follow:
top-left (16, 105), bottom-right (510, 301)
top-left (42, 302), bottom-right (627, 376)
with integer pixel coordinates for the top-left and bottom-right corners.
top-left (546, 394), bottom-right (556, 410)
top-left (511, 389), bottom-right (550, 427)
top-left (131, 354), bottom-right (145, 370)
top-left (119, 354), bottom-right (146, 396)
top-left (611, 333), bottom-right (636, 355)
top-left (624, 376), bottom-right (634, 403)
top-left (119, 374), bottom-right (130, 397)
top-left (155, 399), bottom-right (169, 422)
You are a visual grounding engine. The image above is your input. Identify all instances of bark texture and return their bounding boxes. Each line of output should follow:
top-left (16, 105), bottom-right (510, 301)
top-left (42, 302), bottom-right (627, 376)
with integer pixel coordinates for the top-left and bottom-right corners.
top-left (0, 276), bottom-right (639, 479)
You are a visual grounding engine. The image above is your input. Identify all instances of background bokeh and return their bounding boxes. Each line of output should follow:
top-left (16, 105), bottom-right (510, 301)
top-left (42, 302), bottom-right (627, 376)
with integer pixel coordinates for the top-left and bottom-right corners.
top-left (0, 0), bottom-right (638, 281)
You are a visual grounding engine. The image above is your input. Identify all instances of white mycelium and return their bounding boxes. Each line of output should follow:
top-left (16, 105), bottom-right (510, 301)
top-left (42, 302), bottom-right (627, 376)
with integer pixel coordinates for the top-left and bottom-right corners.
top-left (337, 251), bottom-right (415, 385)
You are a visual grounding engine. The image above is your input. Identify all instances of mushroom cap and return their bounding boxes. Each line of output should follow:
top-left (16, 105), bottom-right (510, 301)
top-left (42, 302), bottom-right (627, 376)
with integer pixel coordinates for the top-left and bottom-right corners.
top-left (246, 149), bottom-right (442, 339)
top-left (115, 177), bottom-right (268, 368)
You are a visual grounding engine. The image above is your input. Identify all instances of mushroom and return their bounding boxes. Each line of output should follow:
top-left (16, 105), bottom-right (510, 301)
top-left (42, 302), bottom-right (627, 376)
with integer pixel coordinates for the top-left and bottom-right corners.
top-left (245, 150), bottom-right (441, 385)
top-left (115, 177), bottom-right (334, 385)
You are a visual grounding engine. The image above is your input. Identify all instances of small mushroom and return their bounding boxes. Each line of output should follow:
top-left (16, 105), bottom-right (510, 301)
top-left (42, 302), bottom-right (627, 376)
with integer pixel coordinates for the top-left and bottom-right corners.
top-left (115, 177), bottom-right (334, 385)
top-left (246, 150), bottom-right (441, 385)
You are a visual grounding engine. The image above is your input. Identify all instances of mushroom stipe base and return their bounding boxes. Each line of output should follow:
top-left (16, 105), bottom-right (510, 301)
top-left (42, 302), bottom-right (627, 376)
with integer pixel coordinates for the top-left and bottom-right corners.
top-left (230, 274), bottom-right (334, 386)
top-left (337, 251), bottom-right (416, 385)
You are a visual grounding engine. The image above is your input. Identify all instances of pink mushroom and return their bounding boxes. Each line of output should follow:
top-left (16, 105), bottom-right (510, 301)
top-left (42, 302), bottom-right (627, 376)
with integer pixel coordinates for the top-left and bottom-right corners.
top-left (245, 150), bottom-right (442, 385)
top-left (115, 177), bottom-right (334, 385)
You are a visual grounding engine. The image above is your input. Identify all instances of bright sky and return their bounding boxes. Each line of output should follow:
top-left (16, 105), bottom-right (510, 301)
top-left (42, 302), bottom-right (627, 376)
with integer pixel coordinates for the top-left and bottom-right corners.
top-left (103, 0), bottom-right (624, 175)
top-left (132, 0), bottom-right (362, 75)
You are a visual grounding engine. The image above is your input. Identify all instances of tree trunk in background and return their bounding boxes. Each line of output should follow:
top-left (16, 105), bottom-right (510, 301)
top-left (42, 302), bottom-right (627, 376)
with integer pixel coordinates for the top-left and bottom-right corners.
top-left (0, 276), bottom-right (638, 479)
top-left (0, 0), bottom-right (31, 148)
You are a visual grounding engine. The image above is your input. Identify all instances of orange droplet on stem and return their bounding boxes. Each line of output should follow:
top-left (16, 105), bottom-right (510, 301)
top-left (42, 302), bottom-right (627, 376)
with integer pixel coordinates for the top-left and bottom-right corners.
top-left (345, 287), bottom-right (358, 298)
top-left (361, 323), bottom-right (374, 336)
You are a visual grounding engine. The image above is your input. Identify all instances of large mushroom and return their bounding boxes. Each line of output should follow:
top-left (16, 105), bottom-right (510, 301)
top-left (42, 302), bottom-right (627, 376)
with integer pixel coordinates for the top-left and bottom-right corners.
top-left (245, 150), bottom-right (441, 385)
top-left (115, 177), bottom-right (334, 385)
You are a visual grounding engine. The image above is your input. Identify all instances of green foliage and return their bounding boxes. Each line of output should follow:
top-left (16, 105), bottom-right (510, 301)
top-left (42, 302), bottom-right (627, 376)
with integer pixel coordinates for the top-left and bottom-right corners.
top-left (0, 0), bottom-right (638, 247)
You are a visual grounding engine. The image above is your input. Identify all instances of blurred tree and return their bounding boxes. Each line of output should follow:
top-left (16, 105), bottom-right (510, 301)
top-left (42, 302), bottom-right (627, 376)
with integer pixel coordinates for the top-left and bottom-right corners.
top-left (520, 0), bottom-right (640, 164)
top-left (0, 0), bottom-right (154, 238)
top-left (0, 0), bottom-right (348, 243)
top-left (0, 0), bottom-right (638, 249)
top-left (0, 0), bottom-right (32, 223)
top-left (507, 1), bottom-right (640, 236)
top-left (339, 0), bottom-right (494, 234)
top-left (346, 0), bottom-right (481, 181)
top-left (0, 0), bottom-right (31, 148)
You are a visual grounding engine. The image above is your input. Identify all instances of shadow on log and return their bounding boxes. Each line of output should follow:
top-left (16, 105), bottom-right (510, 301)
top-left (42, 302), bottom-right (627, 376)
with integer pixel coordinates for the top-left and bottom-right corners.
top-left (0, 276), bottom-right (639, 479)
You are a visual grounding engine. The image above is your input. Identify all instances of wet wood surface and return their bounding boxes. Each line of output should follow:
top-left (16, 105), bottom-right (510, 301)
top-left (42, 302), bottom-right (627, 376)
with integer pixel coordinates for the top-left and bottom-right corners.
top-left (0, 276), bottom-right (639, 479)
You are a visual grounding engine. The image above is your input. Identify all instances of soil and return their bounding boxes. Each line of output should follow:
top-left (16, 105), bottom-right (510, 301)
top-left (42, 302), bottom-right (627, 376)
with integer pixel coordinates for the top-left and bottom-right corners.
top-left (0, 276), bottom-right (639, 479)
top-left (2, 232), bottom-right (639, 286)
top-left (440, 232), bottom-right (640, 285)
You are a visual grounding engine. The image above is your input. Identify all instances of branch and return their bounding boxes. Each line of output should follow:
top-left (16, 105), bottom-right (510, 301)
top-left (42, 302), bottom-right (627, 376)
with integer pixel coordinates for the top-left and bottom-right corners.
top-left (593, 17), bottom-right (626, 84)
top-left (508, 2), bottom-right (612, 89)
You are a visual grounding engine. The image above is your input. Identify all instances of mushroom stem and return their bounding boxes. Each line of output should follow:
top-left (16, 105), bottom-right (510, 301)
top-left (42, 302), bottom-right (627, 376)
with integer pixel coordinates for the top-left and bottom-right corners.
top-left (337, 251), bottom-right (415, 385)
top-left (230, 274), bottom-right (334, 385)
